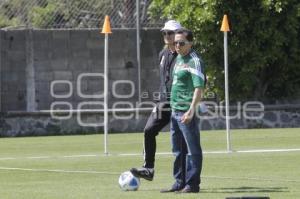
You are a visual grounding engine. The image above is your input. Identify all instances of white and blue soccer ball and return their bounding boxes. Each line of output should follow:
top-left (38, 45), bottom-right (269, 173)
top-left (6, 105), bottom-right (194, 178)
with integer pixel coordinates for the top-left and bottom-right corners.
top-left (118, 171), bottom-right (140, 191)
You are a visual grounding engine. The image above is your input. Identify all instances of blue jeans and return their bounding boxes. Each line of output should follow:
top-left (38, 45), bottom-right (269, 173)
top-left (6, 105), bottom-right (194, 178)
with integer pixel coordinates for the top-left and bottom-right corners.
top-left (170, 110), bottom-right (203, 189)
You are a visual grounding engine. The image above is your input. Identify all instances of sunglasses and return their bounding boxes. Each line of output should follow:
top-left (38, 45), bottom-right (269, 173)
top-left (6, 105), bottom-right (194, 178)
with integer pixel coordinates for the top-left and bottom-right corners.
top-left (162, 31), bottom-right (175, 36)
top-left (174, 41), bottom-right (190, 47)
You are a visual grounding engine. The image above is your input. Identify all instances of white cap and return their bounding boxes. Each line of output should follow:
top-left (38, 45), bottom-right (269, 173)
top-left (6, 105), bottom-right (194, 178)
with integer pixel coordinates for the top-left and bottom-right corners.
top-left (161, 20), bottom-right (182, 31)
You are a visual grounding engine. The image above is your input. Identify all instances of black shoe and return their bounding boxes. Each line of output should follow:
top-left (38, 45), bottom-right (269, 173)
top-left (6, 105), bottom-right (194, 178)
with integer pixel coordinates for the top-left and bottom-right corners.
top-left (176, 185), bottom-right (200, 193)
top-left (160, 187), bottom-right (181, 193)
top-left (160, 184), bottom-right (184, 193)
top-left (130, 167), bottom-right (154, 181)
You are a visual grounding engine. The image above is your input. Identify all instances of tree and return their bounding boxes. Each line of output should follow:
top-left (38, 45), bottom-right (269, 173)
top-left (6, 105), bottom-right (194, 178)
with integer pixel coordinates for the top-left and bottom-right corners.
top-left (149, 0), bottom-right (300, 101)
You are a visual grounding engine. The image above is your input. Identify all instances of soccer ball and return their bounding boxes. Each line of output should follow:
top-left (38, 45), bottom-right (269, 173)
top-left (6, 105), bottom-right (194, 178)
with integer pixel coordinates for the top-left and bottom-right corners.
top-left (118, 171), bottom-right (140, 191)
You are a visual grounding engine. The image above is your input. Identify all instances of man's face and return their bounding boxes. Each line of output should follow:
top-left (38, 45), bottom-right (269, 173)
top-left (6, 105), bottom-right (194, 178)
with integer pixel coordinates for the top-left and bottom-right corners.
top-left (174, 33), bottom-right (192, 56)
top-left (162, 30), bottom-right (175, 45)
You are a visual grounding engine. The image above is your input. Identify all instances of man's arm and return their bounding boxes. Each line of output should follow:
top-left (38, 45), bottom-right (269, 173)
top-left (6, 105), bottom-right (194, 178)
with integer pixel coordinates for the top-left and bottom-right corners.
top-left (181, 87), bottom-right (203, 124)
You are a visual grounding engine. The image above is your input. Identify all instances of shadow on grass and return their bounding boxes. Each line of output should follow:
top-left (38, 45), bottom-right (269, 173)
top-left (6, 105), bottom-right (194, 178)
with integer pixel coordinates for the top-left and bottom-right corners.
top-left (202, 186), bottom-right (289, 193)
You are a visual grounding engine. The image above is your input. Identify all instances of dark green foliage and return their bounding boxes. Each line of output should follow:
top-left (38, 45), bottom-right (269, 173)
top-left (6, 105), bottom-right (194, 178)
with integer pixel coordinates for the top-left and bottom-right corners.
top-left (149, 0), bottom-right (300, 101)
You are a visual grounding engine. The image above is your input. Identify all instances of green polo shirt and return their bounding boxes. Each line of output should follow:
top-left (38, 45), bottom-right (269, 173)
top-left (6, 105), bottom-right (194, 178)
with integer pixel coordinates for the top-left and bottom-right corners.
top-left (171, 50), bottom-right (205, 111)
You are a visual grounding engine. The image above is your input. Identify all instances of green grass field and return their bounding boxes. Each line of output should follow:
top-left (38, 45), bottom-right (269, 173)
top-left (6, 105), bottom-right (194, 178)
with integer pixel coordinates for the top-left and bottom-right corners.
top-left (0, 128), bottom-right (299, 199)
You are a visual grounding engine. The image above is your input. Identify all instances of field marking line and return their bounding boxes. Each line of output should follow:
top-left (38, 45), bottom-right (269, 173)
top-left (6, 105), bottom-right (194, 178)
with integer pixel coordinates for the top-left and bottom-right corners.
top-left (0, 158), bottom-right (16, 160)
top-left (0, 148), bottom-right (300, 161)
top-left (26, 156), bottom-right (51, 159)
top-left (0, 154), bottom-right (101, 161)
top-left (120, 148), bottom-right (300, 156)
top-left (203, 175), bottom-right (300, 183)
top-left (0, 167), bottom-right (119, 175)
top-left (62, 154), bottom-right (99, 158)
top-left (0, 166), bottom-right (299, 184)
top-left (237, 148), bottom-right (300, 153)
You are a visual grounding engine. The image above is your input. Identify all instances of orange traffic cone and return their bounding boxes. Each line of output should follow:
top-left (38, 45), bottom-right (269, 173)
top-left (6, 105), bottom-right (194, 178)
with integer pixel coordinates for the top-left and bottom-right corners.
top-left (220, 15), bottom-right (230, 32)
top-left (101, 15), bottom-right (112, 34)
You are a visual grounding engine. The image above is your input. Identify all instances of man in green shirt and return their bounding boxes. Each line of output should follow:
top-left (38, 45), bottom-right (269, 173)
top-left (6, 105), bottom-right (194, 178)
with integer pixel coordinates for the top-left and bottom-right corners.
top-left (161, 29), bottom-right (205, 193)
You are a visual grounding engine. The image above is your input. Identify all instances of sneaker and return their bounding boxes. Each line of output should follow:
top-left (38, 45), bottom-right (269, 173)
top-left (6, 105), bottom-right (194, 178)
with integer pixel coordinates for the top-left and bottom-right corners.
top-left (160, 183), bottom-right (184, 193)
top-left (176, 185), bottom-right (200, 193)
top-left (160, 187), bottom-right (181, 193)
top-left (130, 167), bottom-right (154, 181)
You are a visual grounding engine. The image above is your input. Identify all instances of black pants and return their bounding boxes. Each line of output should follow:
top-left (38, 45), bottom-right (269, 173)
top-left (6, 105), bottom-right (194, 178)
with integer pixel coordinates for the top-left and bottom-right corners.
top-left (143, 102), bottom-right (171, 168)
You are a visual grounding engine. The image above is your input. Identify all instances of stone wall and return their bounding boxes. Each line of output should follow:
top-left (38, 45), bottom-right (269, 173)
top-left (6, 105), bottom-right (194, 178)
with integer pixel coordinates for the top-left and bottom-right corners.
top-left (201, 105), bottom-right (300, 130)
top-left (1, 105), bottom-right (300, 137)
top-left (0, 111), bottom-right (150, 137)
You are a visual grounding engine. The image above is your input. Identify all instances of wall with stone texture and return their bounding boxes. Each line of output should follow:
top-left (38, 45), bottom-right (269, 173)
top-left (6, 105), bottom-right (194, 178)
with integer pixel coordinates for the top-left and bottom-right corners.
top-left (1, 105), bottom-right (300, 137)
top-left (201, 106), bottom-right (300, 130)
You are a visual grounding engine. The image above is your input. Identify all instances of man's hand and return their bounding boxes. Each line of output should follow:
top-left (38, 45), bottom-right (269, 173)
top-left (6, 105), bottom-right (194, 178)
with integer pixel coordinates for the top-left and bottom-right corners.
top-left (180, 87), bottom-right (203, 124)
top-left (181, 109), bottom-right (194, 124)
